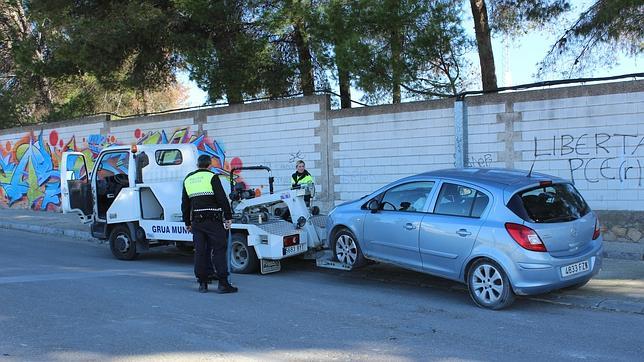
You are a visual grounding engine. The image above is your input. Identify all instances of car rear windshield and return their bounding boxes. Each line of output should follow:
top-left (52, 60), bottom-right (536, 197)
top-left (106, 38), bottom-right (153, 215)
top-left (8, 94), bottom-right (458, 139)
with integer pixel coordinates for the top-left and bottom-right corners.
top-left (507, 183), bottom-right (590, 223)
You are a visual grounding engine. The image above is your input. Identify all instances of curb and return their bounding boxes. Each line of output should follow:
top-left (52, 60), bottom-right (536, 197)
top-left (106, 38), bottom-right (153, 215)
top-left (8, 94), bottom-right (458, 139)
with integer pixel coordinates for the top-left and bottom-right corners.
top-left (0, 222), bottom-right (97, 242)
top-left (603, 250), bottom-right (644, 261)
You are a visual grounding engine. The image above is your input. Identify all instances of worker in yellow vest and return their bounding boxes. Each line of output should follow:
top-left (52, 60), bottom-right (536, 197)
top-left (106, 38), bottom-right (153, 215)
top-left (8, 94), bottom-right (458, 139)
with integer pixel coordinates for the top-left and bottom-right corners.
top-left (291, 160), bottom-right (314, 207)
top-left (181, 154), bottom-right (237, 294)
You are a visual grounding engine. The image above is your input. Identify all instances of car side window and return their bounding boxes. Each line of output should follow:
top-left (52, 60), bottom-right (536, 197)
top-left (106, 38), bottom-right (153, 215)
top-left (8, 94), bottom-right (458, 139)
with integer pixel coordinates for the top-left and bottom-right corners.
top-left (380, 181), bottom-right (435, 212)
top-left (471, 192), bottom-right (490, 218)
top-left (434, 183), bottom-right (488, 218)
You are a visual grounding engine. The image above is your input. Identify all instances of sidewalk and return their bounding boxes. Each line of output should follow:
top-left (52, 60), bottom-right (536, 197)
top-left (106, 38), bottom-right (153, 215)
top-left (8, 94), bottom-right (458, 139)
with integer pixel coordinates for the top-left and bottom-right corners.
top-left (0, 208), bottom-right (642, 314)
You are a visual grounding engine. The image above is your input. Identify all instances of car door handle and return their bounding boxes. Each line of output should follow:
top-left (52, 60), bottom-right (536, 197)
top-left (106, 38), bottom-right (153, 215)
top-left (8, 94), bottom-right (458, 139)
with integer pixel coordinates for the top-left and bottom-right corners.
top-left (404, 223), bottom-right (416, 230)
top-left (107, 193), bottom-right (115, 199)
top-left (456, 229), bottom-right (471, 237)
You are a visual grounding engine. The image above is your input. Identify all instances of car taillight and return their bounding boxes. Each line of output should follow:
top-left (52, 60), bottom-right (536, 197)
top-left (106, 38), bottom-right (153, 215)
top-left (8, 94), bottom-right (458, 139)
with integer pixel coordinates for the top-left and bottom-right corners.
top-left (283, 235), bottom-right (299, 247)
top-left (505, 223), bottom-right (547, 252)
top-left (592, 217), bottom-right (601, 240)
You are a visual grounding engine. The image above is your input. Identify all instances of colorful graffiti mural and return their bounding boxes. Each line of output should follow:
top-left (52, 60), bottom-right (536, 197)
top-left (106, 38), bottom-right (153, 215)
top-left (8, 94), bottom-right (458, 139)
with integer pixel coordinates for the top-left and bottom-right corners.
top-left (0, 126), bottom-right (244, 211)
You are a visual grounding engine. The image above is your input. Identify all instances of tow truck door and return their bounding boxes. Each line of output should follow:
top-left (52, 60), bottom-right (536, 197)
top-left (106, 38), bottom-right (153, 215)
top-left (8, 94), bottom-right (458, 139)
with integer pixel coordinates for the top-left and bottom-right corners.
top-left (61, 152), bottom-right (94, 223)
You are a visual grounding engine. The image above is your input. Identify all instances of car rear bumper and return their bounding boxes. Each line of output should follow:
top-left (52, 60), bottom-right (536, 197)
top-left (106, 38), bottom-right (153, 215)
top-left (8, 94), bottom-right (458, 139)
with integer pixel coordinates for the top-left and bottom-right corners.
top-left (510, 242), bottom-right (603, 296)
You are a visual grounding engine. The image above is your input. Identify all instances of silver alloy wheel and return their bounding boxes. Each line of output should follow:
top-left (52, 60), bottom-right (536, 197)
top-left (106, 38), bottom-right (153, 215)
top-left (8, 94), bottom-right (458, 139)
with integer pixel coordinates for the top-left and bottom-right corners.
top-left (231, 241), bottom-right (249, 269)
top-left (471, 264), bottom-right (504, 305)
top-left (335, 234), bottom-right (358, 265)
top-left (114, 233), bottom-right (131, 253)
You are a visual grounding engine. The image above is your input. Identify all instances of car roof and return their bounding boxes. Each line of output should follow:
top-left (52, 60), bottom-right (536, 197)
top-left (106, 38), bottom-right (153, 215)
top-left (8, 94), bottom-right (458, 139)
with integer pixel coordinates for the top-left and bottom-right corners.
top-left (408, 168), bottom-right (569, 192)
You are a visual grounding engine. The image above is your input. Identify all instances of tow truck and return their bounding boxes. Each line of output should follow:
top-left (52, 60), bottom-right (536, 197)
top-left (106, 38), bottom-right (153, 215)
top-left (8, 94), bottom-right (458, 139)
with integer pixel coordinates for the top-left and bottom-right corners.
top-left (60, 144), bottom-right (330, 274)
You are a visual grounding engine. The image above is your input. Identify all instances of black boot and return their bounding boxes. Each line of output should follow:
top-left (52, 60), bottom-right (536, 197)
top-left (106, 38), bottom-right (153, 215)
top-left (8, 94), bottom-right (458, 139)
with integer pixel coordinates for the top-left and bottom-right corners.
top-left (216, 280), bottom-right (238, 294)
top-left (198, 282), bottom-right (208, 293)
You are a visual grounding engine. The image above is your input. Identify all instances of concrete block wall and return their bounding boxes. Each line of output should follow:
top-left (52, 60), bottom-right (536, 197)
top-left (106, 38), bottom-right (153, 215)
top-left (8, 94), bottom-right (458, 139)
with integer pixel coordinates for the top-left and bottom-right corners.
top-left (464, 81), bottom-right (644, 212)
top-left (328, 100), bottom-right (454, 203)
top-left (204, 101), bottom-right (326, 197)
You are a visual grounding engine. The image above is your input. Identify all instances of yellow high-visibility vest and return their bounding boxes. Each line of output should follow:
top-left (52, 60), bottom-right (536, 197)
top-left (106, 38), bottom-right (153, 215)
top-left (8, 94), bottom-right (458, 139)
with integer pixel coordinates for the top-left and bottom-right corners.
top-left (184, 171), bottom-right (215, 197)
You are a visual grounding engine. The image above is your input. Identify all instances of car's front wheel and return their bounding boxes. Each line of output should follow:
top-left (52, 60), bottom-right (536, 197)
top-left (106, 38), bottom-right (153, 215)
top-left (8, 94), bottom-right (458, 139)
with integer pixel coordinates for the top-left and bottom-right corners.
top-left (332, 228), bottom-right (366, 268)
top-left (467, 258), bottom-right (515, 310)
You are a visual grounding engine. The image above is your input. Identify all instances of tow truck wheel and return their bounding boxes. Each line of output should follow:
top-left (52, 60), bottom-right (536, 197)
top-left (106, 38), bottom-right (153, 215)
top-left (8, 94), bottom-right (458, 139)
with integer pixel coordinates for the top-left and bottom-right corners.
top-left (332, 228), bottom-right (366, 268)
top-left (109, 225), bottom-right (138, 260)
top-left (230, 233), bottom-right (259, 274)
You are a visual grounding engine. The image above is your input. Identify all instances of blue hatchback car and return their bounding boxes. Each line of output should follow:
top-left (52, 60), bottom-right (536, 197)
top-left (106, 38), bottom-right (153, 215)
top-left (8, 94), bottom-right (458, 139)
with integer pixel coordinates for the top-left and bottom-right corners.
top-left (326, 168), bottom-right (603, 309)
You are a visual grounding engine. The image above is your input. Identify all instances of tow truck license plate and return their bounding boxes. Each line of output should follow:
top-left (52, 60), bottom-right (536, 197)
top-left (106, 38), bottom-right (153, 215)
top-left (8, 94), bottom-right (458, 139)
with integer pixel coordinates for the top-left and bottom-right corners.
top-left (283, 243), bottom-right (306, 256)
top-left (561, 260), bottom-right (589, 277)
top-left (261, 259), bottom-right (281, 274)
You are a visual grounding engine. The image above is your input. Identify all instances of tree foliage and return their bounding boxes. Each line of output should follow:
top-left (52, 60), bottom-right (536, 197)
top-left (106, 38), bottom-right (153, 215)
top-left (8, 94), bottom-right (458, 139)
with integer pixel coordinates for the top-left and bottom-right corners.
top-left (0, 0), bottom-right (186, 128)
top-left (540, 0), bottom-right (643, 77)
top-left (1, 0), bottom-right (641, 128)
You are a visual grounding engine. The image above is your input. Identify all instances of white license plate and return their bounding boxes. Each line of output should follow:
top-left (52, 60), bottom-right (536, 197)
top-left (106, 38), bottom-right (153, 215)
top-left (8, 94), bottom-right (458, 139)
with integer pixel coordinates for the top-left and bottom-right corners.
top-left (561, 260), bottom-right (589, 277)
top-left (283, 243), bottom-right (306, 256)
top-left (260, 259), bottom-right (281, 274)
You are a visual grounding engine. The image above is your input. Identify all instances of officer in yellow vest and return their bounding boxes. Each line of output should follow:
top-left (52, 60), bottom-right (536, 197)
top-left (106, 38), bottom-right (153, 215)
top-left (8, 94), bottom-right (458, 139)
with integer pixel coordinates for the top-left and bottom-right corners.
top-left (291, 160), bottom-right (314, 206)
top-left (181, 154), bottom-right (237, 294)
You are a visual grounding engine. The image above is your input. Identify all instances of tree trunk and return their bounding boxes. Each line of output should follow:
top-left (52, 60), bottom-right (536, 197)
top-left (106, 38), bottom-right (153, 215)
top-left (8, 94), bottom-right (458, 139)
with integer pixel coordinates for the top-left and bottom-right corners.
top-left (14, 2), bottom-right (54, 117)
top-left (293, 22), bottom-right (314, 96)
top-left (469, 0), bottom-right (497, 91)
top-left (391, 27), bottom-right (403, 104)
top-left (338, 65), bottom-right (352, 108)
top-left (213, 34), bottom-right (244, 104)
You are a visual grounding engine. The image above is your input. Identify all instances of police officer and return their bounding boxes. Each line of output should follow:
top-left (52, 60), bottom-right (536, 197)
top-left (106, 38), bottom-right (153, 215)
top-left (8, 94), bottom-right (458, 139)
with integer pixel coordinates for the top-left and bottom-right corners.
top-left (181, 154), bottom-right (237, 294)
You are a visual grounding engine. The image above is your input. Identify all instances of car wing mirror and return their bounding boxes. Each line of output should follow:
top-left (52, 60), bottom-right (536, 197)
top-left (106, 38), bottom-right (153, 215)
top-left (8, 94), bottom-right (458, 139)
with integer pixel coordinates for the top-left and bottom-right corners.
top-left (367, 199), bottom-right (380, 213)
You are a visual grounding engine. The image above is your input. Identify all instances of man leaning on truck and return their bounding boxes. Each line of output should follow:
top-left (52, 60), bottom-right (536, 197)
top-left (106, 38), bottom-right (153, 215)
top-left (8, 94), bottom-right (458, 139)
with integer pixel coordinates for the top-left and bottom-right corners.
top-left (181, 154), bottom-right (237, 294)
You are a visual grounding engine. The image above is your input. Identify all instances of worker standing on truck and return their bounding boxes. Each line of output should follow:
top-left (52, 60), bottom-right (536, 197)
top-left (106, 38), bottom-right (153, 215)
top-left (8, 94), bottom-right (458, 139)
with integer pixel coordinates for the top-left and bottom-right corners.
top-left (182, 154), bottom-right (237, 294)
top-left (291, 160), bottom-right (314, 206)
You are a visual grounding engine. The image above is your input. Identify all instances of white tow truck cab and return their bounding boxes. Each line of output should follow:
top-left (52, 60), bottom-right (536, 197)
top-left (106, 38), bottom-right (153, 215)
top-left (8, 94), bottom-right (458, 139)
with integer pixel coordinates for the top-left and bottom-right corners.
top-left (60, 144), bottom-right (327, 274)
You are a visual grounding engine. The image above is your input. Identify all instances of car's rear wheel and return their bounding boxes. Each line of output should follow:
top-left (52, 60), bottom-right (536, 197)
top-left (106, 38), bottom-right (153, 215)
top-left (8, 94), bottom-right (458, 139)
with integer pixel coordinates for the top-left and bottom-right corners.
top-left (467, 258), bottom-right (515, 310)
top-left (332, 228), bottom-right (366, 268)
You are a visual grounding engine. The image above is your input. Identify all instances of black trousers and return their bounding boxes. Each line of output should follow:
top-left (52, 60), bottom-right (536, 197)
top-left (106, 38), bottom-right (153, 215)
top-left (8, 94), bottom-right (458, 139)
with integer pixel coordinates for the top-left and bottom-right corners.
top-left (192, 219), bottom-right (228, 283)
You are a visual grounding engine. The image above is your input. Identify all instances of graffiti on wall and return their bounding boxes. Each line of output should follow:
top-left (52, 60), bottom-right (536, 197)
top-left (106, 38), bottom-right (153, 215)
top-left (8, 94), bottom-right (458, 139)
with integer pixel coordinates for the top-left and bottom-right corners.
top-left (0, 126), bottom-right (245, 210)
top-left (533, 133), bottom-right (644, 186)
top-left (465, 153), bottom-right (493, 168)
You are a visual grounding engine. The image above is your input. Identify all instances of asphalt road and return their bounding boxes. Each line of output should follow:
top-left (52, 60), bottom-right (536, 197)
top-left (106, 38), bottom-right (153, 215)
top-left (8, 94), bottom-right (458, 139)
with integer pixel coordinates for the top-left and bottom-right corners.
top-left (1, 230), bottom-right (643, 362)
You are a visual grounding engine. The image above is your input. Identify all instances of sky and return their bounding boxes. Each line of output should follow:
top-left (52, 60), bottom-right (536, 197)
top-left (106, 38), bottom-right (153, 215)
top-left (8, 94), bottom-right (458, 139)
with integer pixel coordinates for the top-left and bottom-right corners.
top-left (178, 0), bottom-right (642, 107)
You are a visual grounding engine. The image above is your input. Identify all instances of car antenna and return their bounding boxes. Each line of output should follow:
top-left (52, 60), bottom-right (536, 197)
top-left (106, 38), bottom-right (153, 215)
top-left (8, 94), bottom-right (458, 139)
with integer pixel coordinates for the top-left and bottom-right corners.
top-left (527, 157), bottom-right (537, 178)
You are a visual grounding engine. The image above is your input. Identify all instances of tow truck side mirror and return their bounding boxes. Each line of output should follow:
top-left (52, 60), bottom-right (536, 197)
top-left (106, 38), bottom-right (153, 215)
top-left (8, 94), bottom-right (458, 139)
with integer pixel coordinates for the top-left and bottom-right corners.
top-left (135, 151), bottom-right (149, 184)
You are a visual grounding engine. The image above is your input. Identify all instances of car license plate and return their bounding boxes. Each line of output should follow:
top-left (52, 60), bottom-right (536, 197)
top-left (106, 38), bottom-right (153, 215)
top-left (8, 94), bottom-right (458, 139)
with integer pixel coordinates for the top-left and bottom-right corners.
top-left (561, 260), bottom-right (589, 277)
top-left (283, 243), bottom-right (306, 256)
top-left (260, 259), bottom-right (281, 274)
